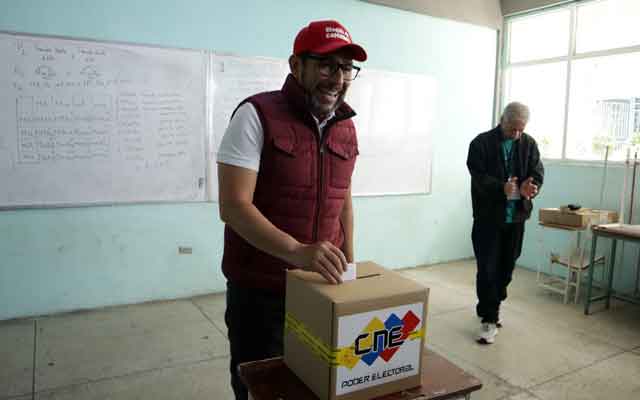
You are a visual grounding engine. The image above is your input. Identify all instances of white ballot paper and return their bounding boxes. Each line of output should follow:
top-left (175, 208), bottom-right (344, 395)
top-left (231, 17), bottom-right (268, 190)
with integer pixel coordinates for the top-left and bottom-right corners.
top-left (342, 262), bottom-right (357, 282)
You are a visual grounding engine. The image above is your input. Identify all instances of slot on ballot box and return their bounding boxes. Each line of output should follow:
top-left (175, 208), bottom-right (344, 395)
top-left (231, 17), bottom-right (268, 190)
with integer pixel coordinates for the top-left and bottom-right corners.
top-left (284, 261), bottom-right (430, 400)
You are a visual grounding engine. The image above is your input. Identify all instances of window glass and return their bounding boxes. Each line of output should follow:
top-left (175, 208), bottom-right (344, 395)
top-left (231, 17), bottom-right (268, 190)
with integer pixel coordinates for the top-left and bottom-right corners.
top-left (576, 0), bottom-right (640, 53)
top-left (509, 9), bottom-right (570, 63)
top-left (566, 52), bottom-right (640, 161)
top-left (503, 62), bottom-right (568, 159)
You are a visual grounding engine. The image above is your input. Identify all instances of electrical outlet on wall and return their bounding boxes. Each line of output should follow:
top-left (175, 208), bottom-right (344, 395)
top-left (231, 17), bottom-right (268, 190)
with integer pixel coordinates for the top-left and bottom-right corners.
top-left (178, 246), bottom-right (193, 255)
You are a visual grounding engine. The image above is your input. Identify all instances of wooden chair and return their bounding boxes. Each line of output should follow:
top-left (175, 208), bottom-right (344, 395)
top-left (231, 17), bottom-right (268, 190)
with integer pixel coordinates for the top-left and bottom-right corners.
top-left (537, 221), bottom-right (607, 304)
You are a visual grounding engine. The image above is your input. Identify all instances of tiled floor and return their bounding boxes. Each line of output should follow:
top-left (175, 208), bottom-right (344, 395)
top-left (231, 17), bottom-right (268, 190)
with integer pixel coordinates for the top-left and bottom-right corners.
top-left (1, 260), bottom-right (640, 400)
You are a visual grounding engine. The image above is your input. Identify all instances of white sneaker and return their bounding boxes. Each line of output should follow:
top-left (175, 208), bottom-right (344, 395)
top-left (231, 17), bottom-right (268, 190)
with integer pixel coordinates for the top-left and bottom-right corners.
top-left (477, 323), bottom-right (498, 345)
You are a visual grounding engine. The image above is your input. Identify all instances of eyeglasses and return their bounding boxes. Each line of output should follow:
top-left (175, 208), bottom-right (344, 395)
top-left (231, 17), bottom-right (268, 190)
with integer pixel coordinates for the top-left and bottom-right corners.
top-left (304, 53), bottom-right (361, 81)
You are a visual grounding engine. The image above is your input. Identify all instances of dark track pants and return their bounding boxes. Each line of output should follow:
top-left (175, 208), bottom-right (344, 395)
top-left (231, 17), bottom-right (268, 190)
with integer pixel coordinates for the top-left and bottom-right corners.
top-left (225, 282), bottom-right (285, 400)
top-left (472, 220), bottom-right (525, 323)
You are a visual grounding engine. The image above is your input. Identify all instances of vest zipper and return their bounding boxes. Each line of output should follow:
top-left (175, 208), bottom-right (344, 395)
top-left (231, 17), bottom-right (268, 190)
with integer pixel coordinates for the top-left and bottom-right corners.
top-left (311, 114), bottom-right (350, 242)
top-left (313, 126), bottom-right (324, 241)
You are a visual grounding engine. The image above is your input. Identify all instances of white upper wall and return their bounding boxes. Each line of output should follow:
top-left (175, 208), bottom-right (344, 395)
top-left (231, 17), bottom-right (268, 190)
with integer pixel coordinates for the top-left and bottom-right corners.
top-left (361, 0), bottom-right (503, 29)
top-left (362, 1), bottom-right (574, 27)
top-left (501, 0), bottom-right (571, 16)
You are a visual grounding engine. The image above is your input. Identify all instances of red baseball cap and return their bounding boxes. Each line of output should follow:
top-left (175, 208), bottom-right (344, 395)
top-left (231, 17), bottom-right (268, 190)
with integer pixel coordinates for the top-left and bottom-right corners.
top-left (293, 20), bottom-right (367, 62)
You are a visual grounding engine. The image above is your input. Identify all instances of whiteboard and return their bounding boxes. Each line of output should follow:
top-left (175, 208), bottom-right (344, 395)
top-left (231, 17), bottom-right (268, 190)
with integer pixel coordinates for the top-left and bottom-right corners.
top-left (0, 33), bottom-right (207, 207)
top-left (208, 54), bottom-right (435, 199)
top-left (347, 68), bottom-right (436, 196)
top-left (207, 54), bottom-right (289, 201)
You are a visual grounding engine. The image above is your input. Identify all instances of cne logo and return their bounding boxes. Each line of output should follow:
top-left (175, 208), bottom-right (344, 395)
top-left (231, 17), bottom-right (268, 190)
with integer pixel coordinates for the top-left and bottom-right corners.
top-left (339, 310), bottom-right (421, 369)
top-left (354, 325), bottom-right (404, 356)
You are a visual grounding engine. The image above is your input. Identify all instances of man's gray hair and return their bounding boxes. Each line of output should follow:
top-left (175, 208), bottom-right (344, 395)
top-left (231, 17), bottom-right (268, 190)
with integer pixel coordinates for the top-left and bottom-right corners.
top-left (501, 102), bottom-right (530, 124)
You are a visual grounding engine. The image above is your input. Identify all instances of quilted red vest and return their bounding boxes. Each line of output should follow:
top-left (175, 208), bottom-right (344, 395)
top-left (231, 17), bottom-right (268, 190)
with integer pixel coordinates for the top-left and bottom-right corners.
top-left (221, 74), bottom-right (359, 293)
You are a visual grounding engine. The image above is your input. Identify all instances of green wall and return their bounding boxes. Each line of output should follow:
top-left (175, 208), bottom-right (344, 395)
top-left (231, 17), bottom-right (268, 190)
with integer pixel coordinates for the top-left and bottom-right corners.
top-left (0, 0), bottom-right (497, 320)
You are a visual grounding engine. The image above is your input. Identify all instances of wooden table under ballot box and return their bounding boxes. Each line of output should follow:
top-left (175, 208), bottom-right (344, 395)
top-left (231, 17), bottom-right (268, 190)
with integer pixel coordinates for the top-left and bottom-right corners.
top-left (238, 349), bottom-right (483, 400)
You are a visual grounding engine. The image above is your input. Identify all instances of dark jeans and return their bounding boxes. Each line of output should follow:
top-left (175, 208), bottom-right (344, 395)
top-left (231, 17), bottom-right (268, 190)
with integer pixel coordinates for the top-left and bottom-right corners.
top-left (472, 220), bottom-right (525, 323)
top-left (225, 282), bottom-right (285, 400)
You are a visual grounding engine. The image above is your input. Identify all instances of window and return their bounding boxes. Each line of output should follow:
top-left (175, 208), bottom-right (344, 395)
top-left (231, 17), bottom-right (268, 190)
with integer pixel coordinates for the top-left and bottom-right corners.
top-left (508, 9), bottom-right (570, 63)
top-left (503, 63), bottom-right (567, 159)
top-left (634, 98), bottom-right (640, 133)
top-left (576, 0), bottom-right (640, 53)
top-left (502, 0), bottom-right (640, 161)
top-left (566, 52), bottom-right (640, 160)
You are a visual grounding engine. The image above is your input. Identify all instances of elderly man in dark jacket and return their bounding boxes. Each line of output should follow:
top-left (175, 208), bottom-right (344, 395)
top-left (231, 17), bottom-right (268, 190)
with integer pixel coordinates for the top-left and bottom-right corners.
top-left (467, 101), bottom-right (544, 344)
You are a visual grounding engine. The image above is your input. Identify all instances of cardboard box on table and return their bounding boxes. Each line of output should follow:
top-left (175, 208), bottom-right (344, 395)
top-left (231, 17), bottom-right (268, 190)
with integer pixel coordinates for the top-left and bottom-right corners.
top-left (284, 261), bottom-right (429, 400)
top-left (539, 208), bottom-right (618, 228)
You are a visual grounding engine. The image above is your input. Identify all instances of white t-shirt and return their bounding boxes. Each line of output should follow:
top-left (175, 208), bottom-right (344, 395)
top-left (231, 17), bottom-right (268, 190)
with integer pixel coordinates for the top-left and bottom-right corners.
top-left (216, 102), bottom-right (334, 171)
top-left (216, 103), bottom-right (264, 171)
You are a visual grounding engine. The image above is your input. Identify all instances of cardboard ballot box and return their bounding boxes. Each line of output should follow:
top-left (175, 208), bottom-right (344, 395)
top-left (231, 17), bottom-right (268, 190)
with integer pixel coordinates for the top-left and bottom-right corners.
top-left (539, 208), bottom-right (618, 228)
top-left (284, 261), bottom-right (429, 400)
